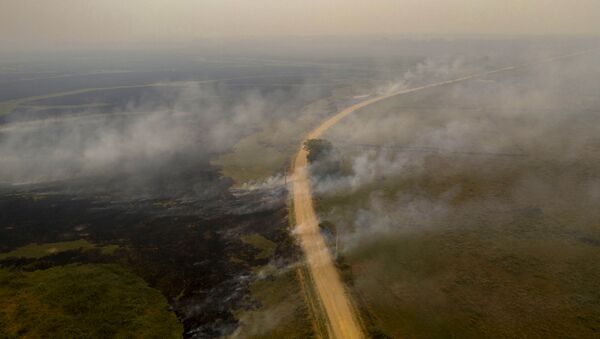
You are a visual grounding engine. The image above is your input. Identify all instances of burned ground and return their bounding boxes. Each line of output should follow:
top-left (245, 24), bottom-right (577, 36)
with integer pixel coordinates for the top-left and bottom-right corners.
top-left (0, 166), bottom-right (299, 338)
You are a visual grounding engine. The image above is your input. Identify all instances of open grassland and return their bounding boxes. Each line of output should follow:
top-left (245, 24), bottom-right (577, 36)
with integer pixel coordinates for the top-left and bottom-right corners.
top-left (350, 227), bottom-right (600, 338)
top-left (0, 264), bottom-right (182, 338)
top-left (317, 153), bottom-right (600, 338)
top-left (319, 158), bottom-right (600, 337)
top-left (315, 58), bottom-right (600, 337)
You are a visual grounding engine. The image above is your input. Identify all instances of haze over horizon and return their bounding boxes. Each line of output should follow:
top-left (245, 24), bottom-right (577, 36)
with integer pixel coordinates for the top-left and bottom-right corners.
top-left (2, 0), bottom-right (600, 48)
top-left (2, 1), bottom-right (600, 338)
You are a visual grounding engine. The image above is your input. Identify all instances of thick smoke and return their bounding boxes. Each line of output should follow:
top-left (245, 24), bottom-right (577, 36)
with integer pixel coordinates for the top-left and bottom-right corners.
top-left (0, 85), bottom-right (246, 177)
top-left (0, 79), bottom-right (326, 198)
top-left (313, 51), bottom-right (600, 250)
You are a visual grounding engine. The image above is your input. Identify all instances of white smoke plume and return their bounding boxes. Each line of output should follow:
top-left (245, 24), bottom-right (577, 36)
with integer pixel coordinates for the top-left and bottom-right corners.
top-left (313, 51), bottom-right (600, 249)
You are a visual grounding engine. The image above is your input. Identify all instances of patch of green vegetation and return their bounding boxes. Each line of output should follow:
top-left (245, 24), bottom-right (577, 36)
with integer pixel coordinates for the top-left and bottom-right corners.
top-left (213, 95), bottom-right (338, 184)
top-left (0, 239), bottom-right (94, 259)
top-left (241, 233), bottom-right (277, 260)
top-left (233, 267), bottom-right (314, 339)
top-left (213, 136), bottom-right (291, 185)
top-left (99, 244), bottom-right (120, 255)
top-left (0, 264), bottom-right (182, 338)
top-left (0, 239), bottom-right (120, 260)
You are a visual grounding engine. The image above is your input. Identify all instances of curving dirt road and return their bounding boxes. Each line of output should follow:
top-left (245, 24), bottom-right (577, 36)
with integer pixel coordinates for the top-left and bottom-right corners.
top-left (291, 50), bottom-right (596, 339)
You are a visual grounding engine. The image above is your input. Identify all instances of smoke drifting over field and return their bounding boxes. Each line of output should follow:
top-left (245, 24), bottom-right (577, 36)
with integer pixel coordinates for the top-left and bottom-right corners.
top-left (0, 79), bottom-right (327, 198)
top-left (314, 51), bottom-right (600, 250)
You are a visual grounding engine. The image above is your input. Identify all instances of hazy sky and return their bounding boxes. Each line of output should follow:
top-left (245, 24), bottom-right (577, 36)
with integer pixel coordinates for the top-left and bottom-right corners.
top-left (1, 0), bottom-right (599, 46)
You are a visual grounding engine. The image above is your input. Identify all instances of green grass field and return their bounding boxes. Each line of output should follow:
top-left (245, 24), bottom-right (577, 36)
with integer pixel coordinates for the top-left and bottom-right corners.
top-left (314, 65), bottom-right (600, 337)
top-left (316, 153), bottom-right (600, 338)
top-left (0, 264), bottom-right (182, 338)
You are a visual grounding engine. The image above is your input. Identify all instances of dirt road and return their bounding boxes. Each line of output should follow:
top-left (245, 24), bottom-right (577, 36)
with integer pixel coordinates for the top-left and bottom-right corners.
top-left (291, 50), bottom-right (595, 339)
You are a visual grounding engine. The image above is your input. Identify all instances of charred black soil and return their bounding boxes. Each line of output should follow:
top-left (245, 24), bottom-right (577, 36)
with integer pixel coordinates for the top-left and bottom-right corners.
top-left (0, 165), bottom-right (300, 338)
